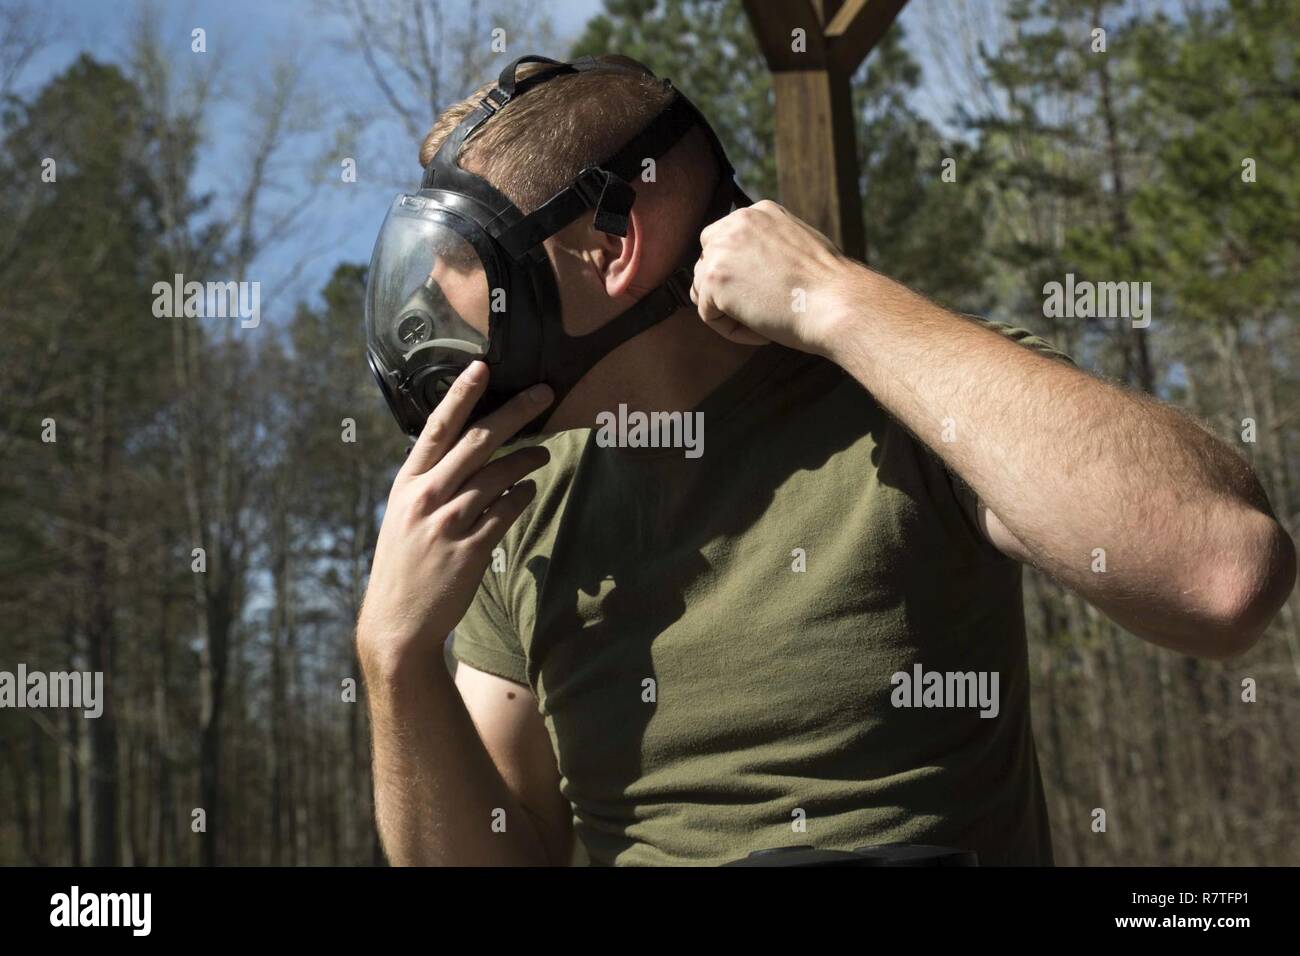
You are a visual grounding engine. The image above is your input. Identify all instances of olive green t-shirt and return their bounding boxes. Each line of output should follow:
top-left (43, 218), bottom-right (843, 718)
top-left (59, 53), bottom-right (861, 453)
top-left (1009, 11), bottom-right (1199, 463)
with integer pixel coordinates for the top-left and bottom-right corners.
top-left (453, 321), bottom-right (1065, 866)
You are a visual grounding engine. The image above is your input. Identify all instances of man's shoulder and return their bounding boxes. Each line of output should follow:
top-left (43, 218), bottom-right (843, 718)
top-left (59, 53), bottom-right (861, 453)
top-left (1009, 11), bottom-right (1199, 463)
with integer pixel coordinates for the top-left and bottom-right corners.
top-left (535, 426), bottom-right (592, 485)
top-left (497, 426), bottom-right (590, 477)
top-left (494, 427), bottom-right (591, 551)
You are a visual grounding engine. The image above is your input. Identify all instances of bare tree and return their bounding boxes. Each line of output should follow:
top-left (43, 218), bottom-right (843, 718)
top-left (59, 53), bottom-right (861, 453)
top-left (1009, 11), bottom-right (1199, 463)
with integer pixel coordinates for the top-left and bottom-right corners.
top-left (0, 0), bottom-right (50, 100)
top-left (124, 5), bottom-right (329, 866)
top-left (322, 0), bottom-right (556, 181)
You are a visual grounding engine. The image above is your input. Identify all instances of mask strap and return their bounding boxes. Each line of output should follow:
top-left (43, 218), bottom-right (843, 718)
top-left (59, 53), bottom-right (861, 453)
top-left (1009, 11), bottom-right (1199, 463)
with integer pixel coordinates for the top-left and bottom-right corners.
top-left (543, 267), bottom-right (695, 394)
top-left (495, 92), bottom-right (703, 259)
top-left (497, 55), bottom-right (570, 97)
top-left (422, 56), bottom-right (576, 190)
top-left (539, 162), bottom-right (749, 402)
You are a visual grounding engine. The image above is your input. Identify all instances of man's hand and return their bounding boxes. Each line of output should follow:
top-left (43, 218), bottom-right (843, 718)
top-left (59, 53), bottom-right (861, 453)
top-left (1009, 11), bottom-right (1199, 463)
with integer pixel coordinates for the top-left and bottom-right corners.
top-left (358, 361), bottom-right (568, 866)
top-left (357, 361), bottom-right (553, 677)
top-left (690, 199), bottom-right (851, 355)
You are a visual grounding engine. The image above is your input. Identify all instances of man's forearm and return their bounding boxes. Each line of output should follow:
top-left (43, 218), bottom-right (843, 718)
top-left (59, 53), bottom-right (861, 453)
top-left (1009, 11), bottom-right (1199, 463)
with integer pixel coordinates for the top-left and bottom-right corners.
top-left (820, 264), bottom-right (1295, 655)
top-left (362, 642), bottom-right (551, 866)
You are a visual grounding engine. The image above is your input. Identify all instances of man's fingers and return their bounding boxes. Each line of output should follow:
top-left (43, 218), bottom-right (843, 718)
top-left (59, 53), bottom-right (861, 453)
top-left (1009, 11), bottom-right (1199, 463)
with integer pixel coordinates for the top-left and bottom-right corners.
top-left (698, 208), bottom-right (734, 247)
top-left (692, 251), bottom-right (739, 324)
top-left (692, 254), bottom-right (773, 346)
top-left (691, 259), bottom-right (726, 322)
top-left (701, 312), bottom-right (770, 346)
top-left (441, 446), bottom-right (550, 533)
top-left (430, 383), bottom-right (554, 493)
top-left (692, 272), bottom-right (767, 344)
top-left (467, 478), bottom-right (538, 547)
top-left (401, 361), bottom-right (489, 477)
top-left (696, 290), bottom-right (726, 323)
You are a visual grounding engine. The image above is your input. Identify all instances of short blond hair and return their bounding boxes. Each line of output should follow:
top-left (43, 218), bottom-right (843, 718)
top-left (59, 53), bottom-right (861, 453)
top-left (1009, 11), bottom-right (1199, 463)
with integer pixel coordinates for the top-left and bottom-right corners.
top-left (419, 57), bottom-right (717, 222)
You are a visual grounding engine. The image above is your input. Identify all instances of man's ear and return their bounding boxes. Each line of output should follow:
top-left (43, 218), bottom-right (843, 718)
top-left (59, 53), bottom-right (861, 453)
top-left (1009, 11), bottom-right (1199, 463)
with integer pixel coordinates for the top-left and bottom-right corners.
top-left (597, 206), bottom-right (643, 299)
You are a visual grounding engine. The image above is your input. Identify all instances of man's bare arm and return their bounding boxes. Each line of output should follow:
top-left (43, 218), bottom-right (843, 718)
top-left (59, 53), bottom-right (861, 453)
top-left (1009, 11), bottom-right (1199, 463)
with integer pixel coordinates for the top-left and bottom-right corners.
top-left (823, 270), bottom-right (1295, 658)
top-left (364, 647), bottom-right (568, 865)
top-left (454, 662), bottom-right (572, 861)
top-left (356, 360), bottom-right (563, 864)
top-left (690, 201), bottom-right (1296, 659)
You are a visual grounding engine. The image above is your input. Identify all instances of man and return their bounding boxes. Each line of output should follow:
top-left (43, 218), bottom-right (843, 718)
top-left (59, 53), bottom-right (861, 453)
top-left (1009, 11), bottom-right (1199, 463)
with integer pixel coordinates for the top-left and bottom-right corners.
top-left (356, 59), bottom-right (1296, 866)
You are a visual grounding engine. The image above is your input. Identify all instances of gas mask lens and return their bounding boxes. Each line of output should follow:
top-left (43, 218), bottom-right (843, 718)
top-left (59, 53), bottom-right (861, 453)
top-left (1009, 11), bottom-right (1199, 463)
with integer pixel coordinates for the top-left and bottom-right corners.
top-left (365, 194), bottom-right (493, 433)
top-left (366, 194), bottom-right (491, 365)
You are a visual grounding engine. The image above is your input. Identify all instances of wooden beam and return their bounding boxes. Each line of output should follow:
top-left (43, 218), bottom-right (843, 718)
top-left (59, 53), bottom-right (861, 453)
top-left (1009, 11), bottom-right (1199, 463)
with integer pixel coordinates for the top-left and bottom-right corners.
top-left (740, 0), bottom-right (829, 71)
top-left (741, 0), bottom-right (911, 260)
top-left (770, 70), bottom-right (865, 259)
top-left (824, 0), bottom-right (911, 75)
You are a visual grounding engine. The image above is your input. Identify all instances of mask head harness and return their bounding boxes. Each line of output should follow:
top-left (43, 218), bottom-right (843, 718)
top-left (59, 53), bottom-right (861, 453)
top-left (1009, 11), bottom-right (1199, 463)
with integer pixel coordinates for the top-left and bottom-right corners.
top-left (364, 54), bottom-right (750, 439)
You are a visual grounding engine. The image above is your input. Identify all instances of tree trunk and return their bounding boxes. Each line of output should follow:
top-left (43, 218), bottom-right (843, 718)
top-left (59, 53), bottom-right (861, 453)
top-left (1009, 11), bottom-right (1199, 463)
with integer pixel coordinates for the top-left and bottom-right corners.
top-left (1092, 0), bottom-right (1154, 394)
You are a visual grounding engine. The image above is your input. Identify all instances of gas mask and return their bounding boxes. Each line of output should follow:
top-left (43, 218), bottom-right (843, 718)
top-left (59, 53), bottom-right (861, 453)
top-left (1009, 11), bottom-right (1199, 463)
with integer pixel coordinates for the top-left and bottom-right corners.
top-left (364, 54), bottom-right (750, 439)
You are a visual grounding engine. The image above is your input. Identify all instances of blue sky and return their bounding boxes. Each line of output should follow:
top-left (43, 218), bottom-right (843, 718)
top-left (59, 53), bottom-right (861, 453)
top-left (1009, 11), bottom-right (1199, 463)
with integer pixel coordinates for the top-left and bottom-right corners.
top-left (18, 0), bottom-right (612, 320)
top-left (18, 0), bottom-right (952, 326)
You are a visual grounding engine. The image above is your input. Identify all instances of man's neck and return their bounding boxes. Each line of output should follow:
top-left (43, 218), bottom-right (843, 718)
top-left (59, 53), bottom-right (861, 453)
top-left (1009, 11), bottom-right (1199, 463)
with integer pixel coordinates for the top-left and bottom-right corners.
top-left (543, 307), bottom-right (763, 434)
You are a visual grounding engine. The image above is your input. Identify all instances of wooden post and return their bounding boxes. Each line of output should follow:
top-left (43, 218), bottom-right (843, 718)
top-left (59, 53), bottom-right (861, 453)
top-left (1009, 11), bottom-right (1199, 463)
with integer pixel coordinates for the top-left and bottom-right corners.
top-left (769, 69), bottom-right (864, 261)
top-left (741, 0), bottom-right (910, 263)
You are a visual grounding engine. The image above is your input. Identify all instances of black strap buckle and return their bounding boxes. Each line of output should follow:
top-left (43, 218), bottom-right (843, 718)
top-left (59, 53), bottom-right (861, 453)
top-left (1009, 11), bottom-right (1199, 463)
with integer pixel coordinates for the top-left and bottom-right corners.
top-left (571, 166), bottom-right (609, 205)
top-left (479, 87), bottom-right (508, 115)
top-left (573, 167), bottom-right (635, 237)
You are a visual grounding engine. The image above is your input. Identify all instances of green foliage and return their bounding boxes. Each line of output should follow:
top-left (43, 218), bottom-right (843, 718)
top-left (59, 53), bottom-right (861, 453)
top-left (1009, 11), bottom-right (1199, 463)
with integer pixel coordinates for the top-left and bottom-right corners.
top-left (1127, 0), bottom-right (1300, 328)
top-left (571, 0), bottom-right (778, 200)
top-left (855, 31), bottom-right (994, 311)
top-left (0, 55), bottom-right (171, 424)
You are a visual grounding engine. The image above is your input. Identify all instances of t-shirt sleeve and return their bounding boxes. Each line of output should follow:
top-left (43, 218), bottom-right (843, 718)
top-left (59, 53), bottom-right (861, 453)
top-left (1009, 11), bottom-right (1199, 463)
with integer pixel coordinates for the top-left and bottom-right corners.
top-left (965, 315), bottom-right (1076, 367)
top-left (452, 570), bottom-right (529, 686)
